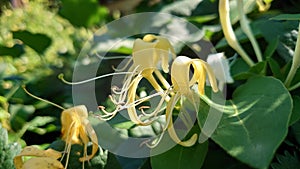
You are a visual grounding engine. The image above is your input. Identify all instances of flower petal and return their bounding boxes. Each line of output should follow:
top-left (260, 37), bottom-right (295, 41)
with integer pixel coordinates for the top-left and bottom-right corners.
top-left (207, 53), bottom-right (234, 83)
top-left (171, 56), bottom-right (193, 95)
top-left (133, 34), bottom-right (175, 74)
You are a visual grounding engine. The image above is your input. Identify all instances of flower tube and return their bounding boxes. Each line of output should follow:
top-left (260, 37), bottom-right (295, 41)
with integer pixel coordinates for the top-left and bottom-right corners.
top-left (163, 56), bottom-right (219, 147)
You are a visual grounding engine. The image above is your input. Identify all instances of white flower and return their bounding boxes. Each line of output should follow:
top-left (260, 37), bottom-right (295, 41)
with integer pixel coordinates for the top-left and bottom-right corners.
top-left (207, 53), bottom-right (234, 90)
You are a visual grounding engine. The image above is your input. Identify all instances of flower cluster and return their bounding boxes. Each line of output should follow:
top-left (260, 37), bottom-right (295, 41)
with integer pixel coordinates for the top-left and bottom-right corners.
top-left (97, 34), bottom-right (229, 147)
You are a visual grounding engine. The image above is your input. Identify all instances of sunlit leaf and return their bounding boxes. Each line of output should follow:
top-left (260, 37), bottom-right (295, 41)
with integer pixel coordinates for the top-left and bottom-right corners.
top-left (198, 76), bottom-right (292, 169)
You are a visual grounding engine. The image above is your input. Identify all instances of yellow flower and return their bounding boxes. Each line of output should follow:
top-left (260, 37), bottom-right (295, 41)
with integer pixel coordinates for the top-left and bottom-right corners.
top-left (99, 34), bottom-right (175, 125)
top-left (171, 56), bottom-right (219, 96)
top-left (22, 86), bottom-right (101, 169)
top-left (165, 56), bottom-right (219, 147)
top-left (219, 0), bottom-right (255, 66)
top-left (14, 146), bottom-right (64, 169)
top-left (61, 105), bottom-right (100, 168)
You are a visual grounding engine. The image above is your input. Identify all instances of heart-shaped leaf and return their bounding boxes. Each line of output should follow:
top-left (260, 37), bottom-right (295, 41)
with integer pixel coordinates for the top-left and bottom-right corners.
top-left (198, 76), bottom-right (292, 169)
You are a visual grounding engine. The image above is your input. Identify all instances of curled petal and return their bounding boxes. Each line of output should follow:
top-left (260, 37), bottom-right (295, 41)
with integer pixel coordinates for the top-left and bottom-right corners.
top-left (194, 60), bottom-right (219, 93)
top-left (171, 56), bottom-right (193, 95)
top-left (165, 93), bottom-right (197, 147)
top-left (79, 119), bottom-right (101, 162)
top-left (171, 56), bottom-right (218, 95)
top-left (132, 34), bottom-right (175, 74)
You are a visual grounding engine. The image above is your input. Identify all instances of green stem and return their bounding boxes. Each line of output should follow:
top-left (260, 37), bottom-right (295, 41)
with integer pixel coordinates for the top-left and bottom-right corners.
top-left (288, 81), bottom-right (300, 91)
top-left (219, 0), bottom-right (255, 66)
top-left (237, 0), bottom-right (263, 62)
top-left (284, 22), bottom-right (300, 87)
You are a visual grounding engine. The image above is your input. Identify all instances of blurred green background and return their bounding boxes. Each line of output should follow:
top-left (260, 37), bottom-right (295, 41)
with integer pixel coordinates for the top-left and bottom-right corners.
top-left (1, 0), bottom-right (300, 169)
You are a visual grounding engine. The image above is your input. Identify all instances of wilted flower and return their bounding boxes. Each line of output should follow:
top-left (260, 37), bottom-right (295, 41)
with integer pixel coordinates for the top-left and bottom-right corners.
top-left (22, 86), bottom-right (100, 169)
top-left (14, 146), bottom-right (64, 169)
top-left (61, 105), bottom-right (100, 168)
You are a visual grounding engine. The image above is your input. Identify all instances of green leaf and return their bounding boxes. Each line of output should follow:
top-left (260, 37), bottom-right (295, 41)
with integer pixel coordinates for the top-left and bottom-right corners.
top-left (271, 151), bottom-right (300, 169)
top-left (230, 58), bottom-right (250, 78)
top-left (289, 96), bottom-right (300, 126)
top-left (271, 14), bottom-right (300, 21)
top-left (256, 19), bottom-right (299, 62)
top-left (59, 0), bottom-right (108, 27)
top-left (13, 31), bottom-right (52, 55)
top-left (27, 116), bottom-right (57, 135)
top-left (202, 145), bottom-right (252, 169)
top-left (268, 57), bottom-right (283, 80)
top-left (264, 37), bottom-right (279, 59)
top-left (233, 61), bottom-right (267, 80)
top-left (151, 141), bottom-right (208, 169)
top-left (9, 104), bottom-right (35, 131)
top-left (0, 44), bottom-right (24, 57)
top-left (198, 76), bottom-right (292, 169)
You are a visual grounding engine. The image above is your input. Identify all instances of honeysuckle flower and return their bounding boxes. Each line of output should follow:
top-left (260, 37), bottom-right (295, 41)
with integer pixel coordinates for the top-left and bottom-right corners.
top-left (237, 0), bottom-right (263, 62)
top-left (99, 34), bottom-right (176, 125)
top-left (14, 146), bottom-right (64, 169)
top-left (207, 53), bottom-right (234, 90)
top-left (22, 86), bottom-right (101, 169)
top-left (164, 56), bottom-right (219, 147)
top-left (61, 105), bottom-right (100, 167)
top-left (219, 0), bottom-right (255, 66)
top-left (285, 22), bottom-right (300, 90)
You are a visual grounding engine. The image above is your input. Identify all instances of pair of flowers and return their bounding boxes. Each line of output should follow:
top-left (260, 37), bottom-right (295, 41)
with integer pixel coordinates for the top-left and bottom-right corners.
top-left (98, 34), bottom-right (233, 147)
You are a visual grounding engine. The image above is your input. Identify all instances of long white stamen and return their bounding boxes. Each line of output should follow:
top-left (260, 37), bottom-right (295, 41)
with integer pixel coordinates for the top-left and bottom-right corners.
top-left (95, 53), bottom-right (131, 60)
top-left (22, 85), bottom-right (65, 110)
top-left (140, 88), bottom-right (171, 117)
top-left (58, 72), bottom-right (133, 85)
top-left (113, 58), bottom-right (133, 71)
